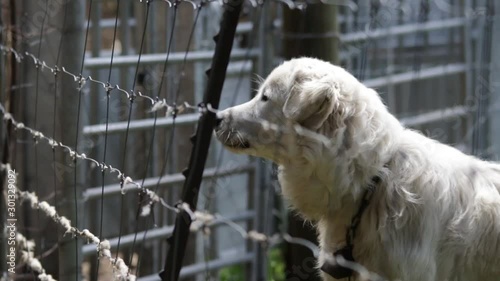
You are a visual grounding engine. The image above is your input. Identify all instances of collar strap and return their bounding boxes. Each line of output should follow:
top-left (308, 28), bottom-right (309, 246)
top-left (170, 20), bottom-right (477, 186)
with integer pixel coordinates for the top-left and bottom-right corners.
top-left (321, 175), bottom-right (381, 280)
top-left (346, 175), bottom-right (381, 246)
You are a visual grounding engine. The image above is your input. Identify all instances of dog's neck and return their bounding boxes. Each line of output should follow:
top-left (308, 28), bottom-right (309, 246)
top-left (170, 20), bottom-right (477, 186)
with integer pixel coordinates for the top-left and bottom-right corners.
top-left (277, 89), bottom-right (402, 220)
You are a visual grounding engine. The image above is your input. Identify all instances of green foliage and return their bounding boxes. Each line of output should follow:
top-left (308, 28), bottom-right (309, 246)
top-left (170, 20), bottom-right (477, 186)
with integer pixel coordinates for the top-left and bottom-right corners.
top-left (267, 248), bottom-right (285, 281)
top-left (218, 248), bottom-right (285, 281)
top-left (219, 264), bottom-right (245, 281)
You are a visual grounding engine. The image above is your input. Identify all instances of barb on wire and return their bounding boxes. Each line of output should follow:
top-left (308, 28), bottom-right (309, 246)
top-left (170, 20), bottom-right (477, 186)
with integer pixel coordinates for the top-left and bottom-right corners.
top-left (0, 103), bottom-right (181, 215)
top-left (0, 44), bottom-right (201, 117)
top-left (191, 211), bottom-right (266, 241)
top-left (189, 210), bottom-right (320, 256)
top-left (15, 232), bottom-right (57, 281)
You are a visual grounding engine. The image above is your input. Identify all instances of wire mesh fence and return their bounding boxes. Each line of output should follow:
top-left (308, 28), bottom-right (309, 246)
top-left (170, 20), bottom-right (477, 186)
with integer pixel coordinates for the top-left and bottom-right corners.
top-left (0, 0), bottom-right (498, 280)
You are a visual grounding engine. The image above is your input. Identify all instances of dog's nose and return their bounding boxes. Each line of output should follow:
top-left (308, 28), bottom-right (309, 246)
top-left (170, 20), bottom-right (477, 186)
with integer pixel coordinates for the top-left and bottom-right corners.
top-left (215, 117), bottom-right (223, 129)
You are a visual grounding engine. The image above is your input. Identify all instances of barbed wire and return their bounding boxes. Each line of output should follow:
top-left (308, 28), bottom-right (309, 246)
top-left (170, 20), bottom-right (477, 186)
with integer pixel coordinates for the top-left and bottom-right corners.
top-left (0, 44), bottom-right (201, 118)
top-left (2, 160), bottom-right (321, 276)
top-left (0, 163), bottom-right (137, 281)
top-left (132, 0), bottom-right (358, 11)
top-left (191, 210), bottom-right (321, 255)
top-left (192, 210), bottom-right (390, 281)
top-left (13, 232), bottom-right (57, 281)
top-left (0, 87), bottom-right (336, 245)
top-left (0, 103), bottom-right (182, 215)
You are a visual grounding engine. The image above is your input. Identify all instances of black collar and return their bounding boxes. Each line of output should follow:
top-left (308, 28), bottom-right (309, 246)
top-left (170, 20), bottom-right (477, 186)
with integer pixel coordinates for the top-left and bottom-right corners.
top-left (321, 175), bottom-right (381, 280)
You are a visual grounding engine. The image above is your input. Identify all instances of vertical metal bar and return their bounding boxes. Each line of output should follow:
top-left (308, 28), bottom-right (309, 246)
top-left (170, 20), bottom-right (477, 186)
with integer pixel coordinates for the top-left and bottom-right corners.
top-left (450, 0), bottom-right (462, 143)
top-left (192, 11), bottom-right (207, 279)
top-left (88, 2), bottom-right (102, 279)
top-left (160, 2), bottom-right (243, 280)
top-left (119, 0), bottom-right (131, 89)
top-left (489, 0), bottom-right (500, 158)
top-left (193, 9), bottom-right (205, 105)
top-left (367, 0), bottom-right (381, 79)
top-left (463, 0), bottom-right (474, 149)
top-left (91, 1), bottom-right (101, 57)
top-left (345, 5), bottom-right (354, 71)
top-left (58, 0), bottom-right (84, 279)
top-left (471, 1), bottom-right (484, 154)
top-left (386, 27), bottom-right (396, 113)
top-left (150, 1), bottom-right (157, 54)
top-left (88, 0), bottom-right (101, 178)
top-left (473, 0), bottom-right (493, 156)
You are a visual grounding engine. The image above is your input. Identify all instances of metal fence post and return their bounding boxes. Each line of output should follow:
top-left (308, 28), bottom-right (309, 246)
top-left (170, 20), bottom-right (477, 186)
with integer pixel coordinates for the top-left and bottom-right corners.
top-left (160, 1), bottom-right (243, 279)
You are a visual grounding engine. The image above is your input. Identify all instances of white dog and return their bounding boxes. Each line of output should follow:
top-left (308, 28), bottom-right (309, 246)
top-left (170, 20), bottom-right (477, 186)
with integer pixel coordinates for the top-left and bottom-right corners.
top-left (214, 58), bottom-right (500, 281)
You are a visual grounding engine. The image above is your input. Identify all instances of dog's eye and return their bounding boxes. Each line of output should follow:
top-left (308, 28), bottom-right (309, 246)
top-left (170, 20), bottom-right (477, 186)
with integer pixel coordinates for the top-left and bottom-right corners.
top-left (261, 94), bottom-right (269, 102)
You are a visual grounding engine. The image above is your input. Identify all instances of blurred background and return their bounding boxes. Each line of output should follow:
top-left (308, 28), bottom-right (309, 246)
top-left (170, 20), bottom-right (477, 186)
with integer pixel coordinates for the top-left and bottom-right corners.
top-left (0, 0), bottom-right (499, 280)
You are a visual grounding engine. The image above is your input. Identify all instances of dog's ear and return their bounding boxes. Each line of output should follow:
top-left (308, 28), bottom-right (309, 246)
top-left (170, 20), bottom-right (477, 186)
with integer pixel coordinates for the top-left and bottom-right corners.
top-left (283, 74), bottom-right (339, 129)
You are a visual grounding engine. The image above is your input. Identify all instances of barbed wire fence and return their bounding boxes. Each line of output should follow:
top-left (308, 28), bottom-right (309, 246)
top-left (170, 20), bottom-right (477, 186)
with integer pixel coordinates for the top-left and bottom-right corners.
top-left (1, 0), bottom-right (498, 281)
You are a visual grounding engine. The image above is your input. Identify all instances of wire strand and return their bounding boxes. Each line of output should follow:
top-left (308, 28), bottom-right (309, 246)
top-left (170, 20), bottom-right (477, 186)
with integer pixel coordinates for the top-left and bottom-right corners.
top-left (95, 0), bottom-right (122, 276)
top-left (125, 1), bottom-right (154, 274)
top-left (129, 3), bottom-right (179, 275)
top-left (32, 0), bottom-right (49, 260)
top-left (50, 0), bottom-right (69, 271)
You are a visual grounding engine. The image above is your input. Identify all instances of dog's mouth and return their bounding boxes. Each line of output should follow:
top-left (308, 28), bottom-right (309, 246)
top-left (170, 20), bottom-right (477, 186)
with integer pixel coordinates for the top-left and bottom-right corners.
top-left (225, 140), bottom-right (251, 149)
top-left (215, 129), bottom-right (251, 150)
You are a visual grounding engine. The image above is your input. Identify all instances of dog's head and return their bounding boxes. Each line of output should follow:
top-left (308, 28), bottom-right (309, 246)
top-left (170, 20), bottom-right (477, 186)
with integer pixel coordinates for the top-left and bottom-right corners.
top-left (215, 58), bottom-right (357, 162)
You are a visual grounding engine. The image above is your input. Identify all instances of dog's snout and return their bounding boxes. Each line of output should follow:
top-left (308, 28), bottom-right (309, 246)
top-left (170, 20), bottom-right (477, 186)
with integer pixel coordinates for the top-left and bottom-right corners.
top-left (215, 110), bottom-right (230, 129)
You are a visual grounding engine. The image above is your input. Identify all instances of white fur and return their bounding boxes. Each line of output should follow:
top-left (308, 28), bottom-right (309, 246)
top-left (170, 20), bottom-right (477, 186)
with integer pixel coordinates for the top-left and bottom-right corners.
top-left (215, 58), bottom-right (500, 281)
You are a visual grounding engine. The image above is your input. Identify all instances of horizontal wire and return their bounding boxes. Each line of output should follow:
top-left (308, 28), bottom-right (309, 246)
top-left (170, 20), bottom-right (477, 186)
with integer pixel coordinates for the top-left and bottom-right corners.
top-left (133, 0), bottom-right (357, 10)
top-left (190, 210), bottom-right (321, 257)
top-left (0, 44), bottom-right (201, 117)
top-left (0, 103), bottom-right (180, 215)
